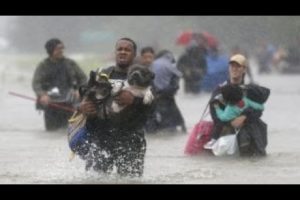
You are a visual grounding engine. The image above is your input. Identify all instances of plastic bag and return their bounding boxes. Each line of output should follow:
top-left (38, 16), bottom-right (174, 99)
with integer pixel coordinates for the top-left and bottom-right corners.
top-left (211, 133), bottom-right (238, 156)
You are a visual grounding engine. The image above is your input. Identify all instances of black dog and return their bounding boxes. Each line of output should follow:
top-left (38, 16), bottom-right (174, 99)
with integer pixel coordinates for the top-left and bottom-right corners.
top-left (79, 71), bottom-right (113, 119)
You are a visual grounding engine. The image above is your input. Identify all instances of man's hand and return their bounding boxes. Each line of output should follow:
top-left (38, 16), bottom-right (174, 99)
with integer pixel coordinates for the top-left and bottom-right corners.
top-left (78, 99), bottom-right (97, 116)
top-left (231, 115), bottom-right (247, 128)
top-left (39, 94), bottom-right (50, 106)
top-left (72, 90), bottom-right (80, 100)
top-left (115, 90), bottom-right (134, 106)
top-left (213, 102), bottom-right (219, 108)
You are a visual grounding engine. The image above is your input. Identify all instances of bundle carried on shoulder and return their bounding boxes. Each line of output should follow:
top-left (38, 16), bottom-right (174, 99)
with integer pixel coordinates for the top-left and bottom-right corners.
top-left (67, 111), bottom-right (89, 157)
top-left (245, 84), bottom-right (270, 104)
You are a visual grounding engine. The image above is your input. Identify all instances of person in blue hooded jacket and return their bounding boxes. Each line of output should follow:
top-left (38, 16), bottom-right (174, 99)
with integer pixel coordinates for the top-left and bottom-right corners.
top-left (147, 50), bottom-right (186, 133)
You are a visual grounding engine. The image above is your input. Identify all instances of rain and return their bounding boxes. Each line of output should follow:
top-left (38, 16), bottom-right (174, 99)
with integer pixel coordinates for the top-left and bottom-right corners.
top-left (1, 16), bottom-right (300, 184)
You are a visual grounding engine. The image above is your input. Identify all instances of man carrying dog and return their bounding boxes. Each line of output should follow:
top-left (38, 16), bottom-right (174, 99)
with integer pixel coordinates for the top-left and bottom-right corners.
top-left (78, 38), bottom-right (154, 177)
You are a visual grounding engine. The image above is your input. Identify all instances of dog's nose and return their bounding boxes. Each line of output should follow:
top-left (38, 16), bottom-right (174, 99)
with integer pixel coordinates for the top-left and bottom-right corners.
top-left (87, 91), bottom-right (95, 98)
top-left (132, 71), bottom-right (141, 78)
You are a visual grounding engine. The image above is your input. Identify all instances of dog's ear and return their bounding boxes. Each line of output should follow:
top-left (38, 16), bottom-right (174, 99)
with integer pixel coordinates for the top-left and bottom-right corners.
top-left (88, 71), bottom-right (97, 87)
top-left (79, 85), bottom-right (88, 98)
top-left (98, 73), bottom-right (109, 82)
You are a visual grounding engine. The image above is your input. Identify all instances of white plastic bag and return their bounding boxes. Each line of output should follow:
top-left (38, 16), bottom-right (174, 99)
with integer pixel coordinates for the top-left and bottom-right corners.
top-left (211, 131), bottom-right (239, 156)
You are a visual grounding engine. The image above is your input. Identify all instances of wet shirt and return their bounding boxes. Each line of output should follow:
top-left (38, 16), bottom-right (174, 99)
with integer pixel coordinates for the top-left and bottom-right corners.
top-left (32, 57), bottom-right (87, 97)
top-left (151, 57), bottom-right (182, 91)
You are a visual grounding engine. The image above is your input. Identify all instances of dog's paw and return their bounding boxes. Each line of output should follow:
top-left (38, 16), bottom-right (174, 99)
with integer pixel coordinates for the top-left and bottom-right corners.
top-left (143, 90), bottom-right (154, 104)
top-left (111, 80), bottom-right (124, 95)
top-left (111, 101), bottom-right (123, 113)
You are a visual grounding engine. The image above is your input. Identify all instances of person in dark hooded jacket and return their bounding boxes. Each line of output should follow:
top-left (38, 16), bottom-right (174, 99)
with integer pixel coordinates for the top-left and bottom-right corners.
top-left (32, 38), bottom-right (87, 131)
top-left (177, 38), bottom-right (207, 94)
top-left (205, 54), bottom-right (270, 156)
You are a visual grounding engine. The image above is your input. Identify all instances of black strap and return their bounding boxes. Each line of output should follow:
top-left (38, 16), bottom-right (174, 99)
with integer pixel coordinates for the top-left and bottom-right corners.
top-left (104, 97), bottom-right (111, 120)
top-left (199, 102), bottom-right (210, 121)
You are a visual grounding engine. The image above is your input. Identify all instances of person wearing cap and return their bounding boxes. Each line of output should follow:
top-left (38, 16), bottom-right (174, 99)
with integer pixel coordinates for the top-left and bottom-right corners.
top-left (204, 54), bottom-right (269, 156)
top-left (230, 45), bottom-right (254, 83)
top-left (177, 37), bottom-right (207, 94)
top-left (32, 38), bottom-right (87, 131)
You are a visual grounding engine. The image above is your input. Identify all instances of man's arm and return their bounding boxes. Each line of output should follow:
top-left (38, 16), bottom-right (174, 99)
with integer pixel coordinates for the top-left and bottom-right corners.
top-left (32, 62), bottom-right (48, 96)
top-left (70, 60), bottom-right (88, 87)
top-left (231, 115), bottom-right (247, 128)
top-left (113, 89), bottom-right (155, 130)
top-left (209, 86), bottom-right (225, 123)
top-left (231, 108), bottom-right (263, 128)
top-left (115, 90), bottom-right (136, 106)
top-left (118, 98), bottom-right (154, 131)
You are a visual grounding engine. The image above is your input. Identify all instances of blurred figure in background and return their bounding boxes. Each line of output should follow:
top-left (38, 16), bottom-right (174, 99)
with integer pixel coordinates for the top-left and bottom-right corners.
top-left (255, 38), bottom-right (276, 74)
top-left (280, 37), bottom-right (300, 74)
top-left (147, 50), bottom-right (186, 133)
top-left (140, 46), bottom-right (155, 67)
top-left (201, 46), bottom-right (229, 92)
top-left (32, 38), bottom-right (87, 131)
top-left (271, 46), bottom-right (288, 73)
top-left (177, 33), bottom-right (207, 94)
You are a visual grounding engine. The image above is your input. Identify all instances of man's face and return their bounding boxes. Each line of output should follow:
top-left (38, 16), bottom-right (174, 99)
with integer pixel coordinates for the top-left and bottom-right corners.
top-left (52, 43), bottom-right (64, 59)
top-left (229, 62), bottom-right (246, 84)
top-left (141, 52), bottom-right (155, 67)
top-left (115, 40), bottom-right (136, 68)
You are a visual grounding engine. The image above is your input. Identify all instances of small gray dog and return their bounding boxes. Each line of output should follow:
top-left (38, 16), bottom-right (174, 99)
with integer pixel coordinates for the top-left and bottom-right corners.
top-left (111, 64), bottom-right (155, 113)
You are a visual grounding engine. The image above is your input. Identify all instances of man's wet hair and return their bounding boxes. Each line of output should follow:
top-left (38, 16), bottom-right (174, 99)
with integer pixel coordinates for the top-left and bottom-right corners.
top-left (141, 46), bottom-right (155, 55)
top-left (45, 38), bottom-right (63, 56)
top-left (117, 37), bottom-right (137, 54)
top-left (221, 84), bottom-right (243, 105)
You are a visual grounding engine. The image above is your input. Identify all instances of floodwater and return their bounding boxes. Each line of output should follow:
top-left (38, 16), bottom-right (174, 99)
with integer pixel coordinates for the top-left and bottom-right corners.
top-left (1, 56), bottom-right (300, 184)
